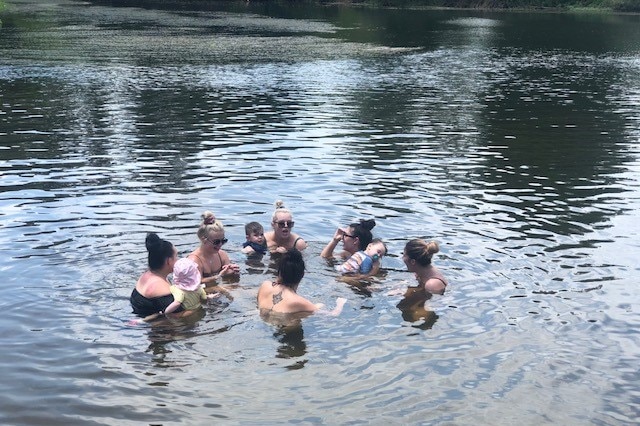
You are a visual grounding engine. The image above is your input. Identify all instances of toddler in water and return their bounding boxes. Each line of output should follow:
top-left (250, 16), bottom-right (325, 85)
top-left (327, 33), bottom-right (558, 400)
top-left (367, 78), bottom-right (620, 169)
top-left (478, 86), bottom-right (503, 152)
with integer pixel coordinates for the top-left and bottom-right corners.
top-left (164, 257), bottom-right (211, 314)
top-left (241, 221), bottom-right (267, 255)
top-left (336, 238), bottom-right (387, 275)
top-left (128, 257), bottom-right (212, 324)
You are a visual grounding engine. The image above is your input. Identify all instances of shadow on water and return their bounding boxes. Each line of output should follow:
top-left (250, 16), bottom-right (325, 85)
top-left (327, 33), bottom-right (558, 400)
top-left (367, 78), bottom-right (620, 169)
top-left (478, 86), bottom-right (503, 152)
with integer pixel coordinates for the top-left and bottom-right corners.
top-left (396, 285), bottom-right (440, 330)
top-left (139, 300), bottom-right (240, 367)
top-left (260, 310), bottom-right (310, 369)
top-left (274, 327), bottom-right (307, 367)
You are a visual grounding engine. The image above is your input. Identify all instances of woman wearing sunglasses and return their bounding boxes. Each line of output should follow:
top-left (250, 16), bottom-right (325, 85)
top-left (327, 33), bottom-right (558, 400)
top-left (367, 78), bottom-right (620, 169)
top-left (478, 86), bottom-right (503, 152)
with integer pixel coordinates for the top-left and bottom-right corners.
top-left (264, 200), bottom-right (307, 254)
top-left (188, 211), bottom-right (240, 295)
top-left (321, 219), bottom-right (378, 273)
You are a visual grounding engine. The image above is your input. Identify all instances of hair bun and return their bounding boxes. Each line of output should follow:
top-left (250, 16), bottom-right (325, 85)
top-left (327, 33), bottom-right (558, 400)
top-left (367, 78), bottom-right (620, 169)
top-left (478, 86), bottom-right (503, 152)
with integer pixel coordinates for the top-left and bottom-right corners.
top-left (145, 232), bottom-right (161, 251)
top-left (361, 219), bottom-right (376, 231)
top-left (202, 211), bottom-right (216, 225)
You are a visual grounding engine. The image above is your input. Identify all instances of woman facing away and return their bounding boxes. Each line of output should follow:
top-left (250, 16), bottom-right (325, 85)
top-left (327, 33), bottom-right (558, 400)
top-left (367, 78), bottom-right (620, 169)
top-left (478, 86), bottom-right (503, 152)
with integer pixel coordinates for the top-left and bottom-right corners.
top-left (130, 232), bottom-right (183, 317)
top-left (188, 211), bottom-right (240, 296)
top-left (264, 200), bottom-right (307, 254)
top-left (321, 219), bottom-right (380, 275)
top-left (257, 249), bottom-right (345, 315)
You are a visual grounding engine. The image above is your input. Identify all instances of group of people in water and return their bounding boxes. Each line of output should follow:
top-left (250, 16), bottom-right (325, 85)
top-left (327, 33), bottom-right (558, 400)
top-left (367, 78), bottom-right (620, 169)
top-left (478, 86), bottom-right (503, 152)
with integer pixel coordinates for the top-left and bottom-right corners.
top-left (130, 200), bottom-right (448, 322)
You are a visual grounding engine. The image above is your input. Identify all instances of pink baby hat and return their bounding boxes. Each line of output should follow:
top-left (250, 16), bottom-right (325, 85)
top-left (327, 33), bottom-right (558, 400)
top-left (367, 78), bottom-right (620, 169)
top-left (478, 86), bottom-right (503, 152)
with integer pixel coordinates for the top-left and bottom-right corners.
top-left (172, 257), bottom-right (202, 291)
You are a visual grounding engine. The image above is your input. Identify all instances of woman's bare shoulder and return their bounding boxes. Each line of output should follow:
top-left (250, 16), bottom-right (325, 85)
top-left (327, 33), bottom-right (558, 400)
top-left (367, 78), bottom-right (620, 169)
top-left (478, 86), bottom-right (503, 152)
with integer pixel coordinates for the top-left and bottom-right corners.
top-left (288, 295), bottom-right (318, 313)
top-left (424, 277), bottom-right (446, 294)
top-left (258, 279), bottom-right (274, 292)
top-left (219, 249), bottom-right (231, 262)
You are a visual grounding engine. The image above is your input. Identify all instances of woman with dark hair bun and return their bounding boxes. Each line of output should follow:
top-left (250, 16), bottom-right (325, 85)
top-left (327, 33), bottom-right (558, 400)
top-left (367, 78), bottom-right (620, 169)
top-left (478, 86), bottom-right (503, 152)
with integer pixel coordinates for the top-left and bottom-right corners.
top-left (321, 219), bottom-right (380, 275)
top-left (130, 233), bottom-right (182, 317)
top-left (257, 249), bottom-right (345, 315)
top-left (321, 219), bottom-right (376, 259)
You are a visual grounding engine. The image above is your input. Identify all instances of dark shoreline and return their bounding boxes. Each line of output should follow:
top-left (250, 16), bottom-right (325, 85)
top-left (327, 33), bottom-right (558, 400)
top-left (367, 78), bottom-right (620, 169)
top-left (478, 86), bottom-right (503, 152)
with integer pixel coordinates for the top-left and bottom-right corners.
top-left (324, 2), bottom-right (639, 14)
top-left (71, 0), bottom-right (640, 13)
top-left (341, 0), bottom-right (640, 13)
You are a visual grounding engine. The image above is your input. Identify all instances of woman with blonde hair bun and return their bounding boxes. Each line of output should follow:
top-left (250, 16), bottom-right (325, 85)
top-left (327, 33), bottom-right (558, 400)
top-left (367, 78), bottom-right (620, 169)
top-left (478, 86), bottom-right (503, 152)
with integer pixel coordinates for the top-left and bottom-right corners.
top-left (264, 200), bottom-right (307, 254)
top-left (402, 239), bottom-right (448, 295)
top-left (188, 211), bottom-right (239, 294)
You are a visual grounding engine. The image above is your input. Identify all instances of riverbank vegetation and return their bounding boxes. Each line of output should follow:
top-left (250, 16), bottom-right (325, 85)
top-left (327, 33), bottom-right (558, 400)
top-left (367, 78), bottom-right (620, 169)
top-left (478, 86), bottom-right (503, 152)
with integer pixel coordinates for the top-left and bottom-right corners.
top-left (86, 0), bottom-right (640, 12)
top-left (333, 0), bottom-right (640, 12)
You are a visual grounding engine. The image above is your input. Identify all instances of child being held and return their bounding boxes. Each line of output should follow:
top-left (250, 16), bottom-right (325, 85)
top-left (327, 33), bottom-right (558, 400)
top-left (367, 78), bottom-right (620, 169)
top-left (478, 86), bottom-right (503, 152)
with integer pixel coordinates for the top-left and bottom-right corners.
top-left (241, 221), bottom-right (267, 255)
top-left (336, 238), bottom-right (387, 275)
top-left (164, 257), bottom-right (210, 314)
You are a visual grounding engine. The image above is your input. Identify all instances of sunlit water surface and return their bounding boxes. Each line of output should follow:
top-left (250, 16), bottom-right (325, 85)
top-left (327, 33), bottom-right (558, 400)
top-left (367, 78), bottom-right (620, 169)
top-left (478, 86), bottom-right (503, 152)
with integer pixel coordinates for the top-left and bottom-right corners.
top-left (1, 1), bottom-right (639, 424)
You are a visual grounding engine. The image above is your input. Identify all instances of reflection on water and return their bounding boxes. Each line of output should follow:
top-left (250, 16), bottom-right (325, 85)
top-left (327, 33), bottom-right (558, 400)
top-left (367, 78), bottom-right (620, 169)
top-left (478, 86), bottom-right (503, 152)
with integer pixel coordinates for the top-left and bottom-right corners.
top-left (1, 0), bottom-right (640, 424)
top-left (396, 285), bottom-right (439, 329)
top-left (260, 310), bottom-right (309, 368)
top-left (273, 324), bottom-right (307, 361)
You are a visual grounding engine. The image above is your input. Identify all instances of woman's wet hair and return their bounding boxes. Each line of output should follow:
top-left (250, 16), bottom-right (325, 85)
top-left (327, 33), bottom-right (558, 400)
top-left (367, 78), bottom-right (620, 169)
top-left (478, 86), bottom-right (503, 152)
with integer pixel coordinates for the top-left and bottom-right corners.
top-left (350, 218), bottom-right (376, 250)
top-left (145, 232), bottom-right (174, 270)
top-left (404, 239), bottom-right (440, 266)
top-left (271, 200), bottom-right (293, 222)
top-left (277, 249), bottom-right (305, 287)
top-left (197, 211), bottom-right (224, 239)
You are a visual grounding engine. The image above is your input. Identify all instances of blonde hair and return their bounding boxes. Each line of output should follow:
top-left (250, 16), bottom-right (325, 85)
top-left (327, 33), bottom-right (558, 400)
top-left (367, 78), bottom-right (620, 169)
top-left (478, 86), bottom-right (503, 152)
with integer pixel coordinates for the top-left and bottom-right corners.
top-left (271, 200), bottom-right (293, 223)
top-left (404, 239), bottom-right (440, 266)
top-left (197, 211), bottom-right (224, 239)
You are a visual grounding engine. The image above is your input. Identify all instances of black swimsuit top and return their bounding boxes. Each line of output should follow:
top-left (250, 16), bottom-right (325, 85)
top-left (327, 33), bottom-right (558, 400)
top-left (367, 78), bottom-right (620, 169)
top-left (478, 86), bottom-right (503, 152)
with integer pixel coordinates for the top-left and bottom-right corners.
top-left (130, 288), bottom-right (183, 316)
top-left (191, 252), bottom-right (223, 277)
top-left (292, 237), bottom-right (303, 250)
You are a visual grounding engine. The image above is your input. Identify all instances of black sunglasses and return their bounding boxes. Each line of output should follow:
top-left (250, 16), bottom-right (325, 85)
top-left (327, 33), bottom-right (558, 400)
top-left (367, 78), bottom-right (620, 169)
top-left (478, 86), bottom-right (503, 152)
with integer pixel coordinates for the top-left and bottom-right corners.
top-left (275, 221), bottom-right (294, 229)
top-left (206, 237), bottom-right (228, 246)
top-left (343, 233), bottom-right (356, 239)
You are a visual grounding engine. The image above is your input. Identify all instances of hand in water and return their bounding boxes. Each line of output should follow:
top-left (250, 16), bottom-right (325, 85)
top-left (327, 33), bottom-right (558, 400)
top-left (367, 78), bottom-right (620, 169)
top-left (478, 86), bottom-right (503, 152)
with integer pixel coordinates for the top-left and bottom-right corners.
top-left (386, 288), bottom-right (405, 296)
top-left (221, 263), bottom-right (240, 275)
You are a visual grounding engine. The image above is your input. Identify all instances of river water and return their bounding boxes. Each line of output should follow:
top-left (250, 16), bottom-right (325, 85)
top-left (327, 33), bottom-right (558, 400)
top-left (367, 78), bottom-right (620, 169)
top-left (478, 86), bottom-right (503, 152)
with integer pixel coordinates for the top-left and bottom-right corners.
top-left (1, 0), bottom-right (639, 424)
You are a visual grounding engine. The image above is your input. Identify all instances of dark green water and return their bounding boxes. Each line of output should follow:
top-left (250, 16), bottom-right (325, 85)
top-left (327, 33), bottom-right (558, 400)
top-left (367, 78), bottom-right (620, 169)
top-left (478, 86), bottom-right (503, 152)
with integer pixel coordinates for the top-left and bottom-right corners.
top-left (1, 1), bottom-right (639, 424)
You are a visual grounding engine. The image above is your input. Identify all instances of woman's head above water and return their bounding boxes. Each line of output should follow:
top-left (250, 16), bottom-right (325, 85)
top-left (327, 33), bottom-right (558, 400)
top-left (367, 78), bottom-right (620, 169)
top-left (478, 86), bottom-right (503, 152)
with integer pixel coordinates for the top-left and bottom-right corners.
top-left (197, 211), bottom-right (224, 238)
top-left (145, 232), bottom-right (177, 271)
top-left (344, 218), bottom-right (376, 252)
top-left (271, 200), bottom-right (295, 234)
top-left (197, 211), bottom-right (227, 250)
top-left (403, 238), bottom-right (440, 267)
top-left (277, 249), bottom-right (305, 288)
